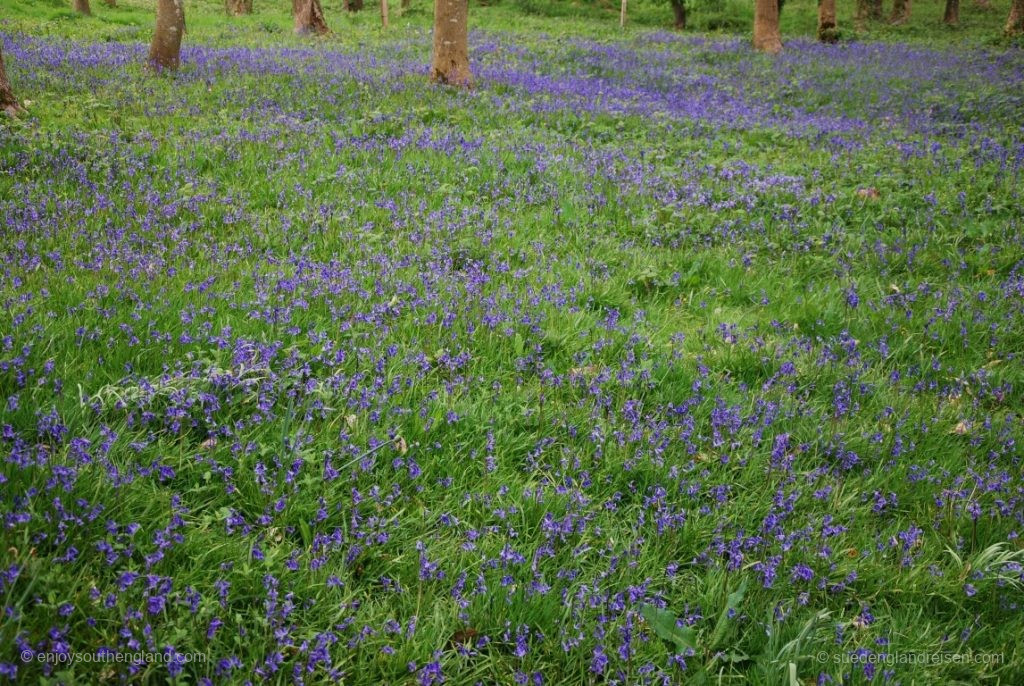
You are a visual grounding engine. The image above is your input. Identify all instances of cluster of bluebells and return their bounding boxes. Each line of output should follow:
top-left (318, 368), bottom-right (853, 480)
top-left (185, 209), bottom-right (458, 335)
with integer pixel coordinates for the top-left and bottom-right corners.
top-left (1, 25), bottom-right (1024, 685)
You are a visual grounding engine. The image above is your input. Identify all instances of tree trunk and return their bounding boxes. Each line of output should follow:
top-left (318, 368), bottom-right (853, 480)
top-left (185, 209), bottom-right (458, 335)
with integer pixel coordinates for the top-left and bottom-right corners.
top-left (620, 0), bottom-right (627, 28)
top-left (0, 46), bottom-right (23, 117)
top-left (293, 0), bottom-right (329, 34)
top-left (858, 0), bottom-right (883, 19)
top-left (343, 0), bottom-right (364, 11)
top-left (670, 0), bottom-right (686, 29)
top-left (73, 0), bottom-right (92, 15)
top-left (381, 0), bottom-right (389, 27)
top-left (430, 0), bottom-right (471, 86)
top-left (1007, 0), bottom-right (1024, 34)
top-left (818, 0), bottom-right (837, 40)
top-left (943, 0), bottom-right (958, 24)
top-left (889, 0), bottom-right (910, 24)
top-left (148, 0), bottom-right (185, 71)
top-left (753, 0), bottom-right (782, 53)
top-left (225, 0), bottom-right (253, 15)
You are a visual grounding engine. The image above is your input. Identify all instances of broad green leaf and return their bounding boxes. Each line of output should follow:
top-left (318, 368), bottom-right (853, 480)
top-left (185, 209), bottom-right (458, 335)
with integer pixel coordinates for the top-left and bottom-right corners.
top-left (639, 604), bottom-right (697, 653)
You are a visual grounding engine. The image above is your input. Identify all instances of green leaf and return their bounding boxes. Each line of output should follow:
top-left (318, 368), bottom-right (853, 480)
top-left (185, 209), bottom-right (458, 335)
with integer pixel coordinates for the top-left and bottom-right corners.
top-left (726, 578), bottom-right (748, 611)
top-left (639, 604), bottom-right (697, 653)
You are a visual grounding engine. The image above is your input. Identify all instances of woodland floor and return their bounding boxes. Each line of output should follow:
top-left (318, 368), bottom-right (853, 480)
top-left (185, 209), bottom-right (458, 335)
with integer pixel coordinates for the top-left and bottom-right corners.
top-left (1, 0), bottom-right (1024, 684)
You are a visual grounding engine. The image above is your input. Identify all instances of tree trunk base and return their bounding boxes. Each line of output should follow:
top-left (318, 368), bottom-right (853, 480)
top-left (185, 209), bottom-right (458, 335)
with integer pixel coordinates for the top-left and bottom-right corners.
top-left (226, 0), bottom-right (253, 15)
top-left (431, 0), bottom-right (472, 87)
top-left (148, 0), bottom-right (185, 72)
top-left (943, 0), bottom-right (959, 24)
top-left (294, 0), bottom-right (330, 34)
top-left (1007, 0), bottom-right (1024, 34)
top-left (670, 0), bottom-right (686, 30)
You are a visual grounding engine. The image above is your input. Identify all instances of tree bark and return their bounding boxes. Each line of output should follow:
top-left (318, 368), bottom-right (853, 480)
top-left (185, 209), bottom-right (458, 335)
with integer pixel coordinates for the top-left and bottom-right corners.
top-left (73, 0), bottom-right (92, 15)
top-left (1007, 0), bottom-right (1024, 34)
top-left (753, 0), bottom-right (782, 53)
top-left (889, 0), bottom-right (910, 24)
top-left (225, 0), bottom-right (253, 15)
top-left (857, 0), bottom-right (883, 20)
top-left (943, 0), bottom-right (958, 24)
top-left (381, 0), bottom-right (389, 27)
top-left (818, 0), bottom-right (837, 40)
top-left (620, 0), bottom-right (627, 28)
top-left (343, 0), bottom-right (364, 11)
top-left (148, 0), bottom-right (185, 71)
top-left (293, 0), bottom-right (329, 34)
top-left (670, 0), bottom-right (686, 29)
top-left (430, 0), bottom-right (471, 86)
top-left (0, 46), bottom-right (23, 117)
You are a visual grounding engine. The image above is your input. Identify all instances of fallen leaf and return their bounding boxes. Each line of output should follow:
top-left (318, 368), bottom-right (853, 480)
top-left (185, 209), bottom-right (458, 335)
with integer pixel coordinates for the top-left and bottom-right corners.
top-left (856, 187), bottom-right (881, 200)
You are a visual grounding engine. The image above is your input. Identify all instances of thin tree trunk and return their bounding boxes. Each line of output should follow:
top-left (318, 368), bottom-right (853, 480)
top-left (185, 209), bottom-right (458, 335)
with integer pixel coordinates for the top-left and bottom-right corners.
top-left (0, 46), bottom-right (23, 117)
top-left (889, 0), bottom-right (910, 24)
top-left (620, 0), bottom-right (627, 28)
top-left (343, 0), bottom-right (364, 11)
top-left (670, 0), bottom-right (686, 29)
top-left (225, 0), bottom-right (253, 15)
top-left (73, 0), bottom-right (92, 15)
top-left (753, 0), bottom-right (782, 53)
top-left (148, 0), bottom-right (185, 71)
top-left (293, 0), bottom-right (329, 34)
top-left (1007, 0), bottom-right (1024, 34)
top-left (943, 0), bottom-right (958, 24)
top-left (818, 0), bottom-right (837, 40)
top-left (430, 0), bottom-right (471, 86)
top-left (381, 0), bottom-right (389, 27)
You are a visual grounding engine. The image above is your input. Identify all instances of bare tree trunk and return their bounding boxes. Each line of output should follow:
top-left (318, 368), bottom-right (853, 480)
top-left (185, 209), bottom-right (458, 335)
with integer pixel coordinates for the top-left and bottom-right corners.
top-left (381, 0), bottom-right (389, 27)
top-left (620, 0), bottom-right (627, 28)
top-left (343, 0), bottom-right (364, 10)
top-left (430, 0), bottom-right (471, 86)
top-left (293, 0), bottom-right (329, 34)
top-left (943, 0), bottom-right (958, 24)
top-left (1007, 0), bottom-right (1024, 34)
top-left (889, 0), bottom-right (910, 24)
top-left (858, 0), bottom-right (883, 19)
top-left (0, 46), bottom-right (23, 117)
top-left (73, 0), bottom-right (92, 15)
top-left (753, 0), bottom-right (782, 53)
top-left (818, 0), bottom-right (838, 40)
top-left (148, 0), bottom-right (185, 71)
top-left (670, 0), bottom-right (686, 29)
top-left (225, 0), bottom-right (253, 15)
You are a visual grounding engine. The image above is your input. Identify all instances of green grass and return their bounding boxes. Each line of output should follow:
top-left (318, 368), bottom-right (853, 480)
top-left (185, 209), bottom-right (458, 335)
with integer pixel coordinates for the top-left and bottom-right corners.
top-left (1, 0), bottom-right (1023, 684)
